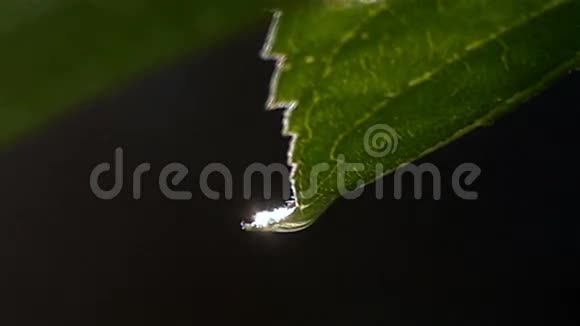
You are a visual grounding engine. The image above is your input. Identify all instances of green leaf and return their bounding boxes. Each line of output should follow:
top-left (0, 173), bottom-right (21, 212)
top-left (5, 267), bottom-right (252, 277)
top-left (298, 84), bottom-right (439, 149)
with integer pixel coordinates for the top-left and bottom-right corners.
top-left (243, 0), bottom-right (580, 232)
top-left (0, 0), bottom-right (296, 147)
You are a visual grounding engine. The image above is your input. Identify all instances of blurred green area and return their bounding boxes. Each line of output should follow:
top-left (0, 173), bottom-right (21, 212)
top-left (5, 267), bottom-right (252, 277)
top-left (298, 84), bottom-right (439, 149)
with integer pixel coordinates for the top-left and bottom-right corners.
top-left (0, 0), bottom-right (294, 147)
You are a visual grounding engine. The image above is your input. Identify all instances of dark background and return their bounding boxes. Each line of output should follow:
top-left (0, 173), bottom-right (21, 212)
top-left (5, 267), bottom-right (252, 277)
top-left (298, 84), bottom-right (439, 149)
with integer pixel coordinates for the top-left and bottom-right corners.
top-left (1, 23), bottom-right (579, 325)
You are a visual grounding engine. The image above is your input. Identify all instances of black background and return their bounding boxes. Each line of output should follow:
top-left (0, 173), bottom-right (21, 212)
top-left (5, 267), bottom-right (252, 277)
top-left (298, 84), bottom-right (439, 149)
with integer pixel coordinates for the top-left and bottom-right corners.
top-left (1, 23), bottom-right (579, 325)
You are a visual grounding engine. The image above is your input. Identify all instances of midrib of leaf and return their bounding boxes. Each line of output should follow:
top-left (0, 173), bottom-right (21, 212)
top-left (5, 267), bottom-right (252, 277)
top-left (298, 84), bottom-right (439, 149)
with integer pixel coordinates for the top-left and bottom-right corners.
top-left (327, 0), bottom-right (573, 162)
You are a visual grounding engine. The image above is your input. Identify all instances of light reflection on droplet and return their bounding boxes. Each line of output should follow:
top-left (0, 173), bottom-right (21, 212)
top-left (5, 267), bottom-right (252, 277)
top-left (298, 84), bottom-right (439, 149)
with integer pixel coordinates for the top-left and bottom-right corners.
top-left (243, 206), bottom-right (296, 230)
